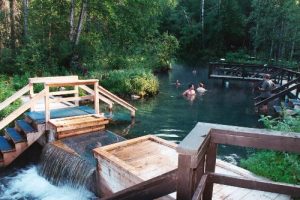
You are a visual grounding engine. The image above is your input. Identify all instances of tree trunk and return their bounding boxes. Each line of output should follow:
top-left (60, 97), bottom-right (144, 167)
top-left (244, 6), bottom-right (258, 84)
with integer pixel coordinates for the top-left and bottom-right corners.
top-left (23, 0), bottom-right (28, 38)
top-left (9, 0), bottom-right (16, 57)
top-left (69, 0), bottom-right (75, 42)
top-left (290, 28), bottom-right (297, 61)
top-left (74, 0), bottom-right (87, 45)
top-left (201, 0), bottom-right (205, 48)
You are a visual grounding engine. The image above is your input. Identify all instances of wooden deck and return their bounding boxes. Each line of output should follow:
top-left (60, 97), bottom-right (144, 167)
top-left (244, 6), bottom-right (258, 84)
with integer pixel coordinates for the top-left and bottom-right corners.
top-left (94, 135), bottom-right (291, 200)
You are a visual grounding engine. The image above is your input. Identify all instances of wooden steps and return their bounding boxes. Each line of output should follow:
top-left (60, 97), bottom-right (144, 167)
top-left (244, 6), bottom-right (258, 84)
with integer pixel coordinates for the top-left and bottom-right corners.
top-left (0, 119), bottom-right (43, 167)
top-left (49, 114), bottom-right (109, 139)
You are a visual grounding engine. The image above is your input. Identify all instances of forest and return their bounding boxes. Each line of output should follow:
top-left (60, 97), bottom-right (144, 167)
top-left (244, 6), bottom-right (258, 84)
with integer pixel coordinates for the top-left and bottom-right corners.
top-left (1, 0), bottom-right (299, 76)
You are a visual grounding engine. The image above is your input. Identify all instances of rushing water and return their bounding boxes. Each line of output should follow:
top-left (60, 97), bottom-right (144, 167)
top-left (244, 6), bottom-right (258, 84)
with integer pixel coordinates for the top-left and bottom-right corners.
top-left (0, 64), bottom-right (259, 199)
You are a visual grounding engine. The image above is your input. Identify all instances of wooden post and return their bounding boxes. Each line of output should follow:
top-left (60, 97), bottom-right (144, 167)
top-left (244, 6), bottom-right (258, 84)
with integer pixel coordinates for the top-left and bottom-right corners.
top-left (177, 154), bottom-right (193, 200)
top-left (74, 85), bottom-right (79, 106)
top-left (94, 81), bottom-right (100, 114)
top-left (29, 82), bottom-right (34, 111)
top-left (45, 84), bottom-right (50, 130)
top-left (203, 142), bottom-right (217, 200)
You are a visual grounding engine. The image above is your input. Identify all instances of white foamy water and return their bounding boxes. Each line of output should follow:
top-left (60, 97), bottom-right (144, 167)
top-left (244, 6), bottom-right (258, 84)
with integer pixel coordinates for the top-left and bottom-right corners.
top-left (0, 166), bottom-right (96, 200)
top-left (155, 133), bottom-right (180, 138)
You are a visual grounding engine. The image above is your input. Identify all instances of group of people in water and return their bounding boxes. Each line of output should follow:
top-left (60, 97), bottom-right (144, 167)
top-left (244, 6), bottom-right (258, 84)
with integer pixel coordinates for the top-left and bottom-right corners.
top-left (182, 82), bottom-right (206, 97)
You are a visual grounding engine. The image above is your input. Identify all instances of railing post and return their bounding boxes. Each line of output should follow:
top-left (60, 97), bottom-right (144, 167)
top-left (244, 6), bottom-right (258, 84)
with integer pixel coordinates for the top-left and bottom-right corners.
top-left (203, 142), bottom-right (217, 200)
top-left (45, 84), bottom-right (50, 130)
top-left (94, 81), bottom-right (100, 114)
top-left (29, 82), bottom-right (34, 111)
top-left (74, 85), bottom-right (79, 106)
top-left (177, 154), bottom-right (194, 200)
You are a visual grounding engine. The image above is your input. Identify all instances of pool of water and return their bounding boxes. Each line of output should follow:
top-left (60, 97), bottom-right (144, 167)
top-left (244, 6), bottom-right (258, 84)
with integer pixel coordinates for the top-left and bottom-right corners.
top-left (0, 64), bottom-right (259, 199)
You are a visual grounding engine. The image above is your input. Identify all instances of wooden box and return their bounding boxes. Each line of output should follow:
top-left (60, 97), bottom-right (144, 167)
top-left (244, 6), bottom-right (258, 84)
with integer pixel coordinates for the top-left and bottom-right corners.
top-left (93, 135), bottom-right (178, 199)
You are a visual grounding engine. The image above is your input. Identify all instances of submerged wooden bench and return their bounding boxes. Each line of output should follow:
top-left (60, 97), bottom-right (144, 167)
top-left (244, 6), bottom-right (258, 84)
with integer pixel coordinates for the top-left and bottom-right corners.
top-left (48, 114), bottom-right (109, 139)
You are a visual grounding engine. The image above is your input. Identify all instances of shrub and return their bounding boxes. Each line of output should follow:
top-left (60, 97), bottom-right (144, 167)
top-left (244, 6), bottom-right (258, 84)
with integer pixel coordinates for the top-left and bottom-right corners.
top-left (240, 114), bottom-right (300, 184)
top-left (99, 69), bottom-right (159, 97)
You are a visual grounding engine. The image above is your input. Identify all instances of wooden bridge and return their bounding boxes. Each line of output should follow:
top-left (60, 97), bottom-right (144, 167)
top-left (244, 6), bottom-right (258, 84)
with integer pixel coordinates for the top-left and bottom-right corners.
top-left (0, 76), bottom-right (136, 167)
top-left (208, 62), bottom-right (300, 108)
top-left (96, 122), bottom-right (300, 200)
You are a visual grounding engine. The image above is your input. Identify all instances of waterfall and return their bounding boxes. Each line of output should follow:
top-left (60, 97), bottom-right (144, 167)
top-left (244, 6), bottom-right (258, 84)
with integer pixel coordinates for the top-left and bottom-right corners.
top-left (38, 143), bottom-right (96, 193)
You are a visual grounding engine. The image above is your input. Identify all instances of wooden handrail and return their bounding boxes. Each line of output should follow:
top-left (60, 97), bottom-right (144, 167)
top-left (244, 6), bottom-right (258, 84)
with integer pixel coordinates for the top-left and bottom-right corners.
top-left (45, 79), bottom-right (98, 87)
top-left (0, 84), bottom-right (30, 111)
top-left (79, 85), bottom-right (114, 107)
top-left (255, 83), bottom-right (300, 107)
top-left (98, 86), bottom-right (137, 111)
top-left (29, 76), bottom-right (78, 84)
top-left (272, 77), bottom-right (300, 93)
top-left (0, 89), bottom-right (45, 130)
top-left (177, 122), bottom-right (300, 200)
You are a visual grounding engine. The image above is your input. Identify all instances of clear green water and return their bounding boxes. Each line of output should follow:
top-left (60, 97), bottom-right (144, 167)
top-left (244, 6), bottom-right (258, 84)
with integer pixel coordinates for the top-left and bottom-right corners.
top-left (0, 64), bottom-right (259, 199)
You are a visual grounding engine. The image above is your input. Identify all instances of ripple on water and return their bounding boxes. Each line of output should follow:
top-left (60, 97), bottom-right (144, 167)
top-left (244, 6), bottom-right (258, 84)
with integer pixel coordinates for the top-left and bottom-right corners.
top-left (0, 166), bottom-right (96, 200)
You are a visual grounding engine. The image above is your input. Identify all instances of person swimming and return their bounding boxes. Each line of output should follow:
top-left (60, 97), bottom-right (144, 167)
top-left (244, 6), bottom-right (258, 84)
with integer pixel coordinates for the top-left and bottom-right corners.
top-left (182, 84), bottom-right (196, 96)
top-left (196, 82), bottom-right (207, 93)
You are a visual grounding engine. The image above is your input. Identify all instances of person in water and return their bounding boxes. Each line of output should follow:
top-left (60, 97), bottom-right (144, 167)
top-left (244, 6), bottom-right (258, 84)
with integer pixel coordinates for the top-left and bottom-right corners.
top-left (196, 82), bottom-right (207, 93)
top-left (175, 80), bottom-right (181, 87)
top-left (182, 84), bottom-right (196, 96)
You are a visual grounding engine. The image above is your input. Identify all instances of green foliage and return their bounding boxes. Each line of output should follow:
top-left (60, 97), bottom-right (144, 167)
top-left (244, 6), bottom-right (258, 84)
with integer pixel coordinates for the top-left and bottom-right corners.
top-left (0, 75), bottom-right (21, 120)
top-left (99, 69), bottom-right (159, 97)
top-left (241, 114), bottom-right (300, 184)
top-left (241, 151), bottom-right (300, 184)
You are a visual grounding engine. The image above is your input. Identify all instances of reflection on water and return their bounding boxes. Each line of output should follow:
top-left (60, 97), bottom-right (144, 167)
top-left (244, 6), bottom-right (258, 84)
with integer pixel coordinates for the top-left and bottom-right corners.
top-left (0, 64), bottom-right (259, 199)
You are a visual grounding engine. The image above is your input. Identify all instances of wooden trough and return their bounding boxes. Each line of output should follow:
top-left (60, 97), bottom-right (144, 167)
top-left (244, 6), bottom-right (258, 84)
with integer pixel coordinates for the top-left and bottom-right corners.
top-left (93, 135), bottom-right (178, 199)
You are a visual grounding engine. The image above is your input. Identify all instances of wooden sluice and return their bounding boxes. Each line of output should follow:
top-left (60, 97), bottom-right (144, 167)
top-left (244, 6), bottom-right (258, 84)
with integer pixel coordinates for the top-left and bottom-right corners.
top-left (0, 76), bottom-right (136, 167)
top-left (94, 123), bottom-right (300, 200)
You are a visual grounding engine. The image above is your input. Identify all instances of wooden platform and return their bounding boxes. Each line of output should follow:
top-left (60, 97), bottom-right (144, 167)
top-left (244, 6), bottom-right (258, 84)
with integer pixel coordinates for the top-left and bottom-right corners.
top-left (49, 114), bottom-right (109, 139)
top-left (94, 135), bottom-right (291, 200)
top-left (26, 106), bottom-right (95, 124)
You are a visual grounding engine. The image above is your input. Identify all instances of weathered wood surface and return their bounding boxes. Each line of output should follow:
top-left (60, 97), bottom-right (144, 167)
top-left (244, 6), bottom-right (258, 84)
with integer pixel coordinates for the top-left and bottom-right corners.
top-left (94, 135), bottom-right (178, 199)
top-left (29, 75), bottom-right (78, 84)
top-left (101, 169), bottom-right (177, 200)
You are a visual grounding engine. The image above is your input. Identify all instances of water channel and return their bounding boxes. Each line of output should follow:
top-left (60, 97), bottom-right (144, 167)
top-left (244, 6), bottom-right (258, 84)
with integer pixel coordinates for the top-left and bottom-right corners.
top-left (0, 64), bottom-right (259, 199)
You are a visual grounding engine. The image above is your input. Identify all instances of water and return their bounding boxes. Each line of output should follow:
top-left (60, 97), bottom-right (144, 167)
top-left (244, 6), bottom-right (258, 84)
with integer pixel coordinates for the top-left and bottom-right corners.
top-left (0, 64), bottom-right (259, 199)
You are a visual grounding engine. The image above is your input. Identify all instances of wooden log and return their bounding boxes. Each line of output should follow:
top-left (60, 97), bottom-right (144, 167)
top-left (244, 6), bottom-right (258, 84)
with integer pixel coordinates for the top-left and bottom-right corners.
top-left (209, 172), bottom-right (300, 197)
top-left (101, 169), bottom-right (177, 200)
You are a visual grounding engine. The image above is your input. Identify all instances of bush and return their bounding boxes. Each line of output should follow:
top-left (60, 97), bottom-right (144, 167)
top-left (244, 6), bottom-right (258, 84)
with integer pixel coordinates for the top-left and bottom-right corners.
top-left (240, 114), bottom-right (300, 184)
top-left (99, 69), bottom-right (159, 97)
top-left (0, 75), bottom-right (21, 120)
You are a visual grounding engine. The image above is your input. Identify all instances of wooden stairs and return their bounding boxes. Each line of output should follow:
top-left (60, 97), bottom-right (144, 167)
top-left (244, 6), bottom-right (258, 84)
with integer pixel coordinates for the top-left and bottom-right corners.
top-left (0, 119), bottom-right (44, 167)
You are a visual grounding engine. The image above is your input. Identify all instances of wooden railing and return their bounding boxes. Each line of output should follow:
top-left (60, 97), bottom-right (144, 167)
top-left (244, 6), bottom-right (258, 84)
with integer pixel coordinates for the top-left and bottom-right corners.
top-left (177, 122), bottom-right (300, 200)
top-left (44, 79), bottom-right (99, 129)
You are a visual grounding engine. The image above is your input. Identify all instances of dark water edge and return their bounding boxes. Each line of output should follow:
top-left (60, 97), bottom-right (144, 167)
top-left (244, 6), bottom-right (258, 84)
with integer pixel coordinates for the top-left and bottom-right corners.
top-left (0, 64), bottom-right (260, 199)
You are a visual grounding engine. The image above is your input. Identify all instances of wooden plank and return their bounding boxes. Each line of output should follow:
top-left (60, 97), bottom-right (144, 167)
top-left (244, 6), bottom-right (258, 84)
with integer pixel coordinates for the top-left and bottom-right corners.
top-left (56, 120), bottom-right (108, 132)
top-left (94, 82), bottom-right (100, 114)
top-left (49, 95), bottom-right (93, 103)
top-left (0, 84), bottom-right (30, 111)
top-left (0, 89), bottom-right (45, 130)
top-left (44, 85), bottom-right (50, 129)
top-left (101, 169), bottom-right (177, 200)
top-left (191, 134), bottom-right (210, 168)
top-left (192, 174), bottom-right (208, 200)
top-left (209, 173), bottom-right (300, 197)
top-left (46, 79), bottom-right (98, 87)
top-left (74, 85), bottom-right (79, 106)
top-left (50, 115), bottom-right (105, 127)
top-left (211, 131), bottom-right (300, 154)
top-left (57, 125), bottom-right (105, 139)
top-left (29, 76), bottom-right (78, 84)
top-left (49, 90), bottom-right (77, 96)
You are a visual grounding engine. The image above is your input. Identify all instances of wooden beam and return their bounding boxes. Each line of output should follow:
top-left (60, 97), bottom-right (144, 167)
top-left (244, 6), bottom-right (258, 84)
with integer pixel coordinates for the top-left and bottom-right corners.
top-left (211, 130), bottom-right (300, 154)
top-left (0, 84), bottom-right (30, 111)
top-left (0, 89), bottom-right (45, 130)
top-left (94, 81), bottom-right (100, 114)
top-left (49, 90), bottom-right (77, 96)
top-left (29, 76), bottom-right (78, 84)
top-left (45, 79), bottom-right (98, 87)
top-left (192, 174), bottom-right (208, 200)
top-left (101, 169), bottom-right (177, 200)
top-left (177, 154), bottom-right (193, 200)
top-left (49, 95), bottom-right (93, 103)
top-left (79, 85), bottom-right (114, 107)
top-left (209, 172), bottom-right (300, 197)
top-left (203, 142), bottom-right (217, 200)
